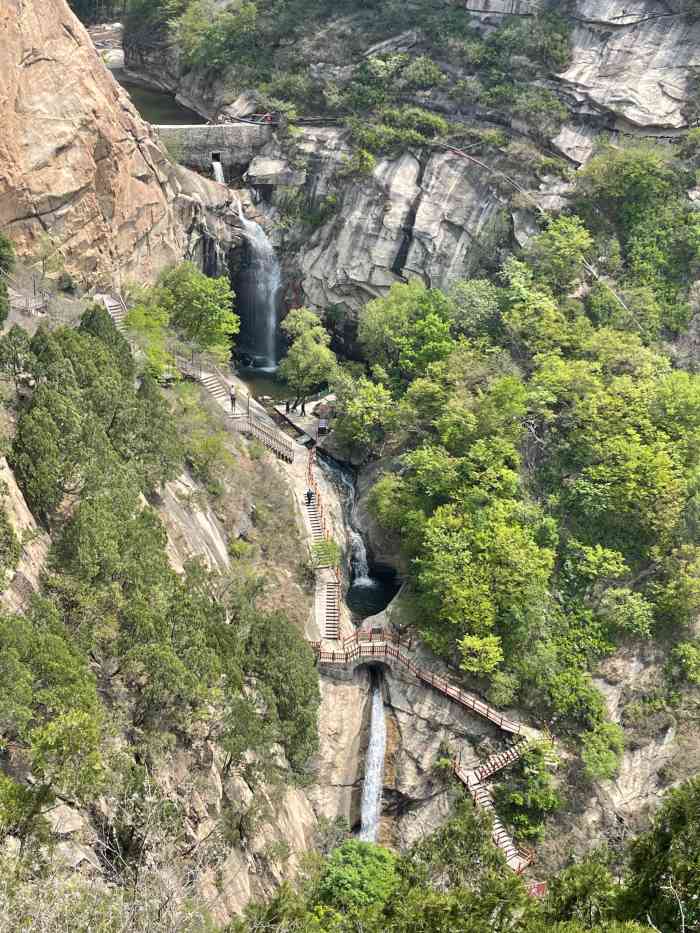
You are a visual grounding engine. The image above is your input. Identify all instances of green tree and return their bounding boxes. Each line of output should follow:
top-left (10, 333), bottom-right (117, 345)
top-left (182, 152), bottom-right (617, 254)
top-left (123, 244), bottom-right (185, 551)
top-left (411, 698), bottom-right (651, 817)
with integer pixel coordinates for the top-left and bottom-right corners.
top-left (316, 840), bottom-right (398, 913)
top-left (125, 297), bottom-right (172, 379)
top-left (358, 280), bottom-right (455, 385)
top-left (278, 307), bottom-right (337, 409)
top-left (493, 742), bottom-right (561, 841)
top-left (159, 262), bottom-right (239, 359)
top-left (543, 849), bottom-right (619, 928)
top-left (333, 376), bottom-right (396, 460)
top-left (0, 233), bottom-right (15, 327)
top-left (448, 278), bottom-right (501, 338)
top-left (580, 722), bottom-right (624, 781)
top-left (621, 776), bottom-right (700, 931)
top-left (0, 325), bottom-right (34, 390)
top-left (524, 216), bottom-right (593, 294)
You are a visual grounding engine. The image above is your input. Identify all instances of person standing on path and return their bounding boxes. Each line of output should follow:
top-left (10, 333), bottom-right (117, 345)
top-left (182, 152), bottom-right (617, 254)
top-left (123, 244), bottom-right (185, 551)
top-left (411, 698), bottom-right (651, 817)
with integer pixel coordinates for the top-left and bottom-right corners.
top-left (230, 385), bottom-right (237, 412)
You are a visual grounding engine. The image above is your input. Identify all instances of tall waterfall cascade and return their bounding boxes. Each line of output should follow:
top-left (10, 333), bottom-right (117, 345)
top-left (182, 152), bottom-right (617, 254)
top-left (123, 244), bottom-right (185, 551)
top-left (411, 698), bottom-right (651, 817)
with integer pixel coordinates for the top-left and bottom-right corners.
top-left (359, 675), bottom-right (387, 842)
top-left (236, 203), bottom-right (281, 370)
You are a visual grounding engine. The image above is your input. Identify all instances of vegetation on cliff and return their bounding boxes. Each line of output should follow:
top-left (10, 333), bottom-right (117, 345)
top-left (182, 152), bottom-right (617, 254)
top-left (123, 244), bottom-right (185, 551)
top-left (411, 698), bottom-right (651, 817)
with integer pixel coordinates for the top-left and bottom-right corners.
top-left (121, 1), bottom-right (572, 150)
top-left (233, 780), bottom-right (700, 933)
top-left (0, 302), bottom-right (319, 897)
top-left (323, 141), bottom-right (700, 789)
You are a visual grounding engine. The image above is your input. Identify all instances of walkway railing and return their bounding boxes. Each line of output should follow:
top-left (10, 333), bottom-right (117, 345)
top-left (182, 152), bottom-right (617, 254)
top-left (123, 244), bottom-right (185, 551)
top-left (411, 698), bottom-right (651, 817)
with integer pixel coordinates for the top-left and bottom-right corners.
top-left (231, 413), bottom-right (295, 463)
top-left (312, 633), bottom-right (521, 735)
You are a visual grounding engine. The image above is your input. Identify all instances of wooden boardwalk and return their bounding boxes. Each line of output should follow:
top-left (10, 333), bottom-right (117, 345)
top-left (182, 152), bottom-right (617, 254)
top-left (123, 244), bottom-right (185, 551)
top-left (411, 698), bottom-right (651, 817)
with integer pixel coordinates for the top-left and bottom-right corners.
top-left (311, 628), bottom-right (549, 880)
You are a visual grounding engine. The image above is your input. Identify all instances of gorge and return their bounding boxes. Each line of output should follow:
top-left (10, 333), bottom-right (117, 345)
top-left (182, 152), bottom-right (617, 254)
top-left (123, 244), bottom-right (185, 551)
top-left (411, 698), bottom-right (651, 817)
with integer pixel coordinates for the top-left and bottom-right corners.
top-left (4, 0), bottom-right (700, 930)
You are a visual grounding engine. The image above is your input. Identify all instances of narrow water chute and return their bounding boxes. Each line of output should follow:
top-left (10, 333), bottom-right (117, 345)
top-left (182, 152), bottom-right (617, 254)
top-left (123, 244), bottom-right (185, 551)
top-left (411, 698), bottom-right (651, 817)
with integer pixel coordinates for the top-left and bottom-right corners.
top-left (359, 673), bottom-right (386, 842)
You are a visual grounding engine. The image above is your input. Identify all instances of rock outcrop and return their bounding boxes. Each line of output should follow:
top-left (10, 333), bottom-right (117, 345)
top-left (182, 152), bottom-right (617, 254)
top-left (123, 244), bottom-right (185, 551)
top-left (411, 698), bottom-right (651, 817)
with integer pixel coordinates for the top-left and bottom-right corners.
top-left (298, 143), bottom-right (507, 319)
top-left (0, 0), bottom-right (242, 286)
top-left (561, 1), bottom-right (700, 131)
top-left (0, 457), bottom-right (50, 613)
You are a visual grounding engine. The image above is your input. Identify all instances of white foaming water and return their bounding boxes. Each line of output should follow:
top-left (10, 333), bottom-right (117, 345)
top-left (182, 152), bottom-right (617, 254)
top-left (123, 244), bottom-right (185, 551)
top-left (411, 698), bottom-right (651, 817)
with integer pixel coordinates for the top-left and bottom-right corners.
top-left (359, 678), bottom-right (386, 842)
top-left (236, 203), bottom-right (281, 369)
top-left (212, 160), bottom-right (225, 184)
top-left (350, 531), bottom-right (374, 587)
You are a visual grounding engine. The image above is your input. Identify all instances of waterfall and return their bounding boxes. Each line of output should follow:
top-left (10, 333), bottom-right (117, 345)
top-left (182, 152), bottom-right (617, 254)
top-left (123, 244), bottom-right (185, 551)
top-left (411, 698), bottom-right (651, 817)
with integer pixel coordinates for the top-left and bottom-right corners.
top-left (350, 531), bottom-right (373, 587)
top-left (359, 675), bottom-right (386, 842)
top-left (236, 204), bottom-right (281, 370)
top-left (315, 450), bottom-right (399, 618)
top-left (212, 160), bottom-right (225, 185)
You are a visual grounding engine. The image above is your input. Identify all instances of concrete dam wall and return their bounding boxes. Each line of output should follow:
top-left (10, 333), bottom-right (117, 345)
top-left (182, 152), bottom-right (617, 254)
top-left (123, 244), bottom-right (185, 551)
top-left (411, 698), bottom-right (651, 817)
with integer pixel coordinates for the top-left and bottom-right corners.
top-left (154, 123), bottom-right (273, 176)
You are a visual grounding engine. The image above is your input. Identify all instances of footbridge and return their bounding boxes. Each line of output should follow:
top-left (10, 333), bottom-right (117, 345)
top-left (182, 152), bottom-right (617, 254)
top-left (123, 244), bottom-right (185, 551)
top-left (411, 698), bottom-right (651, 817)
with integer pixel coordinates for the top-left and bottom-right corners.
top-left (312, 628), bottom-right (551, 886)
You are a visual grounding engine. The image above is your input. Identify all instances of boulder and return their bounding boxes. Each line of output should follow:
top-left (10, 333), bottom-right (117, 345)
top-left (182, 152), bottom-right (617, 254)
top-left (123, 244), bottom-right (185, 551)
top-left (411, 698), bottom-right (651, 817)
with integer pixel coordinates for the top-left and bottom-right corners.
top-left (246, 156), bottom-right (307, 188)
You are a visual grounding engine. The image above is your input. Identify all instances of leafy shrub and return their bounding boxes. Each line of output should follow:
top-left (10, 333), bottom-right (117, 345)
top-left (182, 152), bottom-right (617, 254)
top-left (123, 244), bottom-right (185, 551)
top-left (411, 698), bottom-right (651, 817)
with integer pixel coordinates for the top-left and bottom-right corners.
top-left (493, 741), bottom-right (561, 841)
top-left (401, 55), bottom-right (446, 90)
top-left (580, 722), bottom-right (625, 781)
top-left (315, 840), bottom-right (398, 913)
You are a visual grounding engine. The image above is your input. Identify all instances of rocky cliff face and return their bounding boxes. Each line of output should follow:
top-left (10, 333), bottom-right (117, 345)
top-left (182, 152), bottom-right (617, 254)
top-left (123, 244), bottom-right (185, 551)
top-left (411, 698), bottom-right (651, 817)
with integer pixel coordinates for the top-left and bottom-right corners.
top-left (0, 0), bottom-right (242, 286)
top-left (121, 2), bottom-right (700, 319)
top-left (561, 0), bottom-right (700, 132)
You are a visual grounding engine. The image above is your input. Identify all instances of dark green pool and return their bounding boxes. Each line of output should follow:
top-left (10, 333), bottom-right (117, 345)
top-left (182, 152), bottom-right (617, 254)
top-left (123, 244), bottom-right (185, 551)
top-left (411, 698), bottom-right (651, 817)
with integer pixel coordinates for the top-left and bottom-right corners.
top-left (113, 71), bottom-right (205, 125)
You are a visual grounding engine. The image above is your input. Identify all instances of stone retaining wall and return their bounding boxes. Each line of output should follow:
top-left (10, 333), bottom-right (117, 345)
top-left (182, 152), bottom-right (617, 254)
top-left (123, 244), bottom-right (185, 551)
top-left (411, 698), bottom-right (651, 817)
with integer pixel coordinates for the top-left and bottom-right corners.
top-left (154, 123), bottom-right (273, 174)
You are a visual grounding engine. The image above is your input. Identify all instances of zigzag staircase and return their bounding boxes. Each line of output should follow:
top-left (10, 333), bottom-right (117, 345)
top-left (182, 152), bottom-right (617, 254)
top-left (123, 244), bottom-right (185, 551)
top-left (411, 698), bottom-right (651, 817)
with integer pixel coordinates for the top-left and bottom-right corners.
top-left (312, 631), bottom-right (550, 886)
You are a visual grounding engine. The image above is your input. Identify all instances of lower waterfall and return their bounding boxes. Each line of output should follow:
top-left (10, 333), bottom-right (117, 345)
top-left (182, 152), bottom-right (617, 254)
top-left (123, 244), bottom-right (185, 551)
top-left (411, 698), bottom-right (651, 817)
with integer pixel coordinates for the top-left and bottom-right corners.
top-left (359, 673), bottom-right (386, 842)
top-left (236, 206), bottom-right (281, 370)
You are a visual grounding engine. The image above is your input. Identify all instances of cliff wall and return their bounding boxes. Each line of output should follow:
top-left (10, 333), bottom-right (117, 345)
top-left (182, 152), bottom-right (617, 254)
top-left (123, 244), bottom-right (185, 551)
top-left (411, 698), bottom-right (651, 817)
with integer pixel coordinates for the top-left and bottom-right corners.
top-left (0, 0), bottom-right (242, 286)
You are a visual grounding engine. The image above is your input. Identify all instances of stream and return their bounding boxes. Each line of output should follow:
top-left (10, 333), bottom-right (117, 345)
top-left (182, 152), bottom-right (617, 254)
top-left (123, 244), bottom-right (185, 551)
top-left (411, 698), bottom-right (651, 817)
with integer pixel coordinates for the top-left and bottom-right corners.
top-left (316, 451), bottom-right (399, 620)
top-left (111, 70), bottom-right (205, 125)
top-left (315, 452), bottom-right (397, 840)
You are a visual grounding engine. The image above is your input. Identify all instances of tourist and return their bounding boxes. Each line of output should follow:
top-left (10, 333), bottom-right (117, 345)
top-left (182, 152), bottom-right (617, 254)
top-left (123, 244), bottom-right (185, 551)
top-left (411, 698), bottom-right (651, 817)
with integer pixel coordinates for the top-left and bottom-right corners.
top-left (230, 386), bottom-right (237, 412)
top-left (305, 489), bottom-right (314, 507)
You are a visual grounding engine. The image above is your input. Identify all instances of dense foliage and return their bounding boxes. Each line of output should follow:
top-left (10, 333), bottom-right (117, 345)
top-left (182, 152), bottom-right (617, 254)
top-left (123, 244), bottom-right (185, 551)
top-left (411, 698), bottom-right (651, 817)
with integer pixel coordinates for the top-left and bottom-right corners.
top-left (123, 3), bottom-right (571, 151)
top-left (126, 262), bottom-right (238, 376)
top-left (230, 788), bottom-right (700, 933)
top-left (0, 232), bottom-right (15, 327)
top-left (327, 142), bottom-right (700, 783)
top-left (0, 307), bottom-right (319, 865)
top-left (278, 307), bottom-right (338, 406)
top-left (5, 776), bottom-right (700, 930)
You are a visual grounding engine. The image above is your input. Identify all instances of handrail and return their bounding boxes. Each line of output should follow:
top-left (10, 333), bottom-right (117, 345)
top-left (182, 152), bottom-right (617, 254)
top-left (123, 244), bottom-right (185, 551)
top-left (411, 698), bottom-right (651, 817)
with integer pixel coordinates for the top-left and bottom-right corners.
top-left (313, 635), bottom-right (521, 735)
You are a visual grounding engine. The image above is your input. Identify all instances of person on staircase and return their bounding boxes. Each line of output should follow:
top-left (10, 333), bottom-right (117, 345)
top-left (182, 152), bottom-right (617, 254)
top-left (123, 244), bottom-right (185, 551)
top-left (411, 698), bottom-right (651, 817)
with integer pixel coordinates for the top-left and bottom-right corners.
top-left (305, 489), bottom-right (314, 507)
top-left (230, 385), bottom-right (237, 413)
